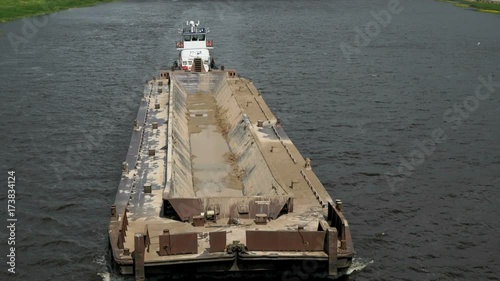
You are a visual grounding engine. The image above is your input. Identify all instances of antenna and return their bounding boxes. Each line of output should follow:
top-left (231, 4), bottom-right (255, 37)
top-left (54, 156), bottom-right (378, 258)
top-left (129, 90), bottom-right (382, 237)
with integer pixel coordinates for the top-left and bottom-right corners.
top-left (189, 20), bottom-right (195, 32)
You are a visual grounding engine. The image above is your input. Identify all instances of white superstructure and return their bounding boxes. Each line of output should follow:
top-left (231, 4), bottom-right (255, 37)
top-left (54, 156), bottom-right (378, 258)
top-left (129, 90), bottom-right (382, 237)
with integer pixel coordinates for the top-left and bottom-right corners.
top-left (175, 21), bottom-right (214, 72)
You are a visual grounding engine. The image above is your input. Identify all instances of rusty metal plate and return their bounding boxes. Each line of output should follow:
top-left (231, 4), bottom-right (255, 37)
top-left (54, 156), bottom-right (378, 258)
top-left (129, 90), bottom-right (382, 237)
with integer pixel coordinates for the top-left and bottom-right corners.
top-left (134, 234), bottom-right (145, 280)
top-left (159, 232), bottom-right (198, 256)
top-left (209, 232), bottom-right (227, 253)
top-left (167, 198), bottom-right (204, 221)
top-left (192, 215), bottom-right (205, 227)
top-left (327, 228), bottom-right (338, 276)
top-left (328, 201), bottom-right (335, 222)
top-left (248, 197), bottom-right (289, 219)
top-left (246, 230), bottom-right (326, 251)
top-left (118, 230), bottom-right (124, 249)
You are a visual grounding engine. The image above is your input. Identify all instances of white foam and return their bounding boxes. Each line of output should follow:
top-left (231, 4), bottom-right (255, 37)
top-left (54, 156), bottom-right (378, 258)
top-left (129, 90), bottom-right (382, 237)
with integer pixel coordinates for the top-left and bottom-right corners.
top-left (97, 272), bottom-right (111, 281)
top-left (346, 257), bottom-right (374, 275)
top-left (97, 271), bottom-right (129, 281)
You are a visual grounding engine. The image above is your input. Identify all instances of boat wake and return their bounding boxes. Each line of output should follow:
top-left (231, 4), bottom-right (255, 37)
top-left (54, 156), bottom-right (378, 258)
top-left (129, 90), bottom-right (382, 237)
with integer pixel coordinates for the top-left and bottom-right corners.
top-left (97, 271), bottom-right (130, 281)
top-left (95, 252), bottom-right (128, 281)
top-left (97, 272), bottom-right (111, 281)
top-left (345, 257), bottom-right (374, 275)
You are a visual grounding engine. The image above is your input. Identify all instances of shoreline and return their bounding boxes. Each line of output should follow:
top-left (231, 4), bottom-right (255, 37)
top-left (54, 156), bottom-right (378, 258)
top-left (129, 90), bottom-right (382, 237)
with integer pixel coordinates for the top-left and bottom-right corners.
top-left (438, 0), bottom-right (500, 14)
top-left (0, 0), bottom-right (116, 23)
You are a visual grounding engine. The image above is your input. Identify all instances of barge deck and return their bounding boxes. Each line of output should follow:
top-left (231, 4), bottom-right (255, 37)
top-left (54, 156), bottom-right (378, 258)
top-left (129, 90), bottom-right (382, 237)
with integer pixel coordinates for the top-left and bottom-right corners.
top-left (108, 69), bottom-right (354, 280)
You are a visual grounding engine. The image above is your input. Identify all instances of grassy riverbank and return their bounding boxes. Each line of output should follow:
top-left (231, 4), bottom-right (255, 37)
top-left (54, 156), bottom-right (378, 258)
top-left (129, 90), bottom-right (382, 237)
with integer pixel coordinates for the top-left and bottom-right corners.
top-left (440, 0), bottom-right (500, 14)
top-left (0, 0), bottom-right (115, 23)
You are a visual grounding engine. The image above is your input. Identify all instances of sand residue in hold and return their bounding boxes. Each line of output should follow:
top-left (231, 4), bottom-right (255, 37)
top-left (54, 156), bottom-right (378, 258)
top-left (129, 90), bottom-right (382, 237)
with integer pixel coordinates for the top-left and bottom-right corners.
top-left (223, 152), bottom-right (244, 191)
top-left (186, 91), bottom-right (244, 195)
top-left (186, 91), bottom-right (230, 139)
top-left (226, 152), bottom-right (244, 180)
top-left (186, 92), bottom-right (217, 134)
top-left (215, 105), bottom-right (230, 139)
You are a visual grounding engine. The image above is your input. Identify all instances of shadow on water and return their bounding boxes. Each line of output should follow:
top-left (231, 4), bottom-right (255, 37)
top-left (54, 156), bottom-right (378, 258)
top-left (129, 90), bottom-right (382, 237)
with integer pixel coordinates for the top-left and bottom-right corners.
top-left (149, 275), bottom-right (353, 281)
top-left (99, 258), bottom-right (371, 281)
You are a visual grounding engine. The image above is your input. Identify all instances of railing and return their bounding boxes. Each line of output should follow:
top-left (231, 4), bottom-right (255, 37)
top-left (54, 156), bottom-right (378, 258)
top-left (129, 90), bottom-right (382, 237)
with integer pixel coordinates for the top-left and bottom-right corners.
top-left (327, 201), bottom-right (349, 251)
top-left (300, 170), bottom-right (326, 207)
top-left (117, 209), bottom-right (128, 249)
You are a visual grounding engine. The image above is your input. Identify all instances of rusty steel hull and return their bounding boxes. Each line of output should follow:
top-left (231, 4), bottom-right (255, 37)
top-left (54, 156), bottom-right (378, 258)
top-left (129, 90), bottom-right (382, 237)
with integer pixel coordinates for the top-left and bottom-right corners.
top-left (108, 69), bottom-right (354, 280)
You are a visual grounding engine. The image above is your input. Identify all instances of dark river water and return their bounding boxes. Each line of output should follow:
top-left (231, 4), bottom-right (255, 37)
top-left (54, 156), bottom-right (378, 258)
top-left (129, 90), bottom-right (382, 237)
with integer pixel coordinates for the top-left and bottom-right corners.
top-left (1, 0), bottom-right (499, 280)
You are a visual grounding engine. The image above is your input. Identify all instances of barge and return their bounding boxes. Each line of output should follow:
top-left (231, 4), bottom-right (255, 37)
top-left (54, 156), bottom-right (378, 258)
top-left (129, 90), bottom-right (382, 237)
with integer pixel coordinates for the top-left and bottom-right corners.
top-left (108, 21), bottom-right (354, 280)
